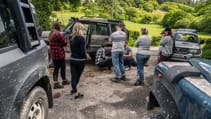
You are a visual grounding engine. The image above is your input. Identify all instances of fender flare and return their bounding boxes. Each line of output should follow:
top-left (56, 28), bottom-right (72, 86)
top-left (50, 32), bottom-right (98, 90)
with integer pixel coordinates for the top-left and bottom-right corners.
top-left (8, 67), bottom-right (52, 119)
top-left (150, 80), bottom-right (181, 119)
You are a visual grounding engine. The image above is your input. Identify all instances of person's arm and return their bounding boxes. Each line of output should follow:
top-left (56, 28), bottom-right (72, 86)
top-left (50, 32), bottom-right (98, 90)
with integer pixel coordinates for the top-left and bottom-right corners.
top-left (160, 37), bottom-right (167, 46)
top-left (124, 48), bottom-right (132, 58)
top-left (135, 38), bottom-right (140, 47)
top-left (58, 33), bottom-right (67, 46)
top-left (80, 36), bottom-right (87, 59)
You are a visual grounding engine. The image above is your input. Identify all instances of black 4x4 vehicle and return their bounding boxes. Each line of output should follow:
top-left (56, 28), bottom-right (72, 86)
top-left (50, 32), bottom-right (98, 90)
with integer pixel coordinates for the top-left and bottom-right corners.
top-left (63, 17), bottom-right (128, 59)
top-left (0, 0), bottom-right (53, 119)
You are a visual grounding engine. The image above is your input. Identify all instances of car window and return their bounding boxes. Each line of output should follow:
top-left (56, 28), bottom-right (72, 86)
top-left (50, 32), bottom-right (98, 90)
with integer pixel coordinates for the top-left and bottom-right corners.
top-left (83, 23), bottom-right (89, 34)
top-left (93, 23), bottom-right (109, 35)
top-left (175, 33), bottom-right (198, 43)
top-left (0, 5), bottom-right (17, 49)
top-left (111, 24), bottom-right (117, 33)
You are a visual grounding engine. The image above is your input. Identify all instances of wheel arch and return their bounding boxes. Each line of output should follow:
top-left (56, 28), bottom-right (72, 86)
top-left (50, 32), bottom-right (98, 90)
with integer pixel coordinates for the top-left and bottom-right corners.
top-left (8, 67), bottom-right (53, 119)
top-left (149, 80), bottom-right (181, 119)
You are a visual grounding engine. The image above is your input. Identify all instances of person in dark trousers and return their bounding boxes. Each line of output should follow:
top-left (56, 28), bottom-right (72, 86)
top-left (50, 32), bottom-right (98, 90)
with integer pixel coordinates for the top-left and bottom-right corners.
top-left (70, 22), bottom-right (87, 99)
top-left (135, 27), bottom-right (152, 86)
top-left (109, 23), bottom-right (127, 83)
top-left (158, 28), bottom-right (173, 62)
top-left (95, 44), bottom-right (112, 70)
top-left (124, 42), bottom-right (136, 70)
top-left (49, 22), bottom-right (70, 89)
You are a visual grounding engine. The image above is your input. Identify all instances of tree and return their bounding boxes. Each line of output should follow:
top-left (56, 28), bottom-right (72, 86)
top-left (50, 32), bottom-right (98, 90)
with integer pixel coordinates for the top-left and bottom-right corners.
top-left (31, 0), bottom-right (53, 30)
top-left (162, 10), bottom-right (188, 28)
top-left (69, 0), bottom-right (81, 11)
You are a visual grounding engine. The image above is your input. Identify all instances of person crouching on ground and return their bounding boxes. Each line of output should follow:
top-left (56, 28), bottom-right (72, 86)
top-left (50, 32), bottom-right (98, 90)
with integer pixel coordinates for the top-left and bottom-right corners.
top-left (70, 22), bottom-right (87, 99)
top-left (49, 22), bottom-right (70, 89)
top-left (158, 28), bottom-right (173, 63)
top-left (109, 23), bottom-right (127, 82)
top-left (124, 42), bottom-right (137, 70)
top-left (95, 44), bottom-right (112, 70)
top-left (135, 27), bottom-right (152, 86)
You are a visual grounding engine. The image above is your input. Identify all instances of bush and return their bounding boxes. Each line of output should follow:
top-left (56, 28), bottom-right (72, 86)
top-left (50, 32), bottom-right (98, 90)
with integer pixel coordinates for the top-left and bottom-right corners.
top-left (160, 2), bottom-right (179, 12)
top-left (128, 30), bottom-right (139, 47)
top-left (143, 3), bottom-right (154, 12)
top-left (151, 36), bottom-right (161, 46)
top-left (140, 13), bottom-right (153, 24)
top-left (202, 39), bottom-right (211, 59)
top-left (174, 18), bottom-right (192, 28)
top-left (161, 10), bottom-right (188, 28)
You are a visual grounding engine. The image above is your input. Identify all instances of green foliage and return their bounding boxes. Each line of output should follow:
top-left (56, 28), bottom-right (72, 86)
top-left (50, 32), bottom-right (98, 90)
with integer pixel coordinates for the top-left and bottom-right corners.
top-left (202, 40), bottom-right (211, 59)
top-left (174, 18), bottom-right (192, 28)
top-left (162, 10), bottom-right (189, 28)
top-left (31, 0), bottom-right (53, 30)
top-left (128, 30), bottom-right (162, 47)
top-left (128, 30), bottom-right (139, 46)
top-left (151, 36), bottom-right (161, 46)
top-left (143, 2), bottom-right (155, 12)
top-left (140, 13), bottom-right (153, 24)
top-left (69, 0), bottom-right (81, 12)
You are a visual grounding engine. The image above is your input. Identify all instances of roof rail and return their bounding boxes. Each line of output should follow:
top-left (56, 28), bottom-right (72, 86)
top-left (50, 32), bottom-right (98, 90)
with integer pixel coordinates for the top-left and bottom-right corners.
top-left (79, 16), bottom-right (121, 22)
top-left (176, 29), bottom-right (197, 33)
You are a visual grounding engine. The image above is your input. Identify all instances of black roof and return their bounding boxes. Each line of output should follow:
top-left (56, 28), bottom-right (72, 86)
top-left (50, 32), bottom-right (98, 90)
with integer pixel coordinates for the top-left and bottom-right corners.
top-left (70, 17), bottom-right (124, 24)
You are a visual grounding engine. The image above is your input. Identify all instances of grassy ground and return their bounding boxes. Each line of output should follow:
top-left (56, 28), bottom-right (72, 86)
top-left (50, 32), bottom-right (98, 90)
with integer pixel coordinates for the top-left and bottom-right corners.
top-left (53, 11), bottom-right (211, 38)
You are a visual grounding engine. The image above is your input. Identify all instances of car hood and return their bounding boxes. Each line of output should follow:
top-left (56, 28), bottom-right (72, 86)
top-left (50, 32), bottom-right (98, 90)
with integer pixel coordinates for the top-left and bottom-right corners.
top-left (190, 58), bottom-right (211, 82)
top-left (175, 41), bottom-right (200, 49)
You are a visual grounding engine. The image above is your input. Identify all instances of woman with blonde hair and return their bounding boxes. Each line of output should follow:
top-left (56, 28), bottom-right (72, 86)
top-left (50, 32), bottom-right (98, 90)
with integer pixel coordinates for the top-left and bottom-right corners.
top-left (135, 27), bottom-right (152, 86)
top-left (70, 22), bottom-right (87, 99)
top-left (49, 22), bottom-right (70, 89)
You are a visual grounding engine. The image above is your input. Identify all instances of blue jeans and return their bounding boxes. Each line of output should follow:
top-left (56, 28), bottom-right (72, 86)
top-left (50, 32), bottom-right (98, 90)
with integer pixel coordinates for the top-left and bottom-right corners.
top-left (136, 54), bottom-right (150, 81)
top-left (112, 51), bottom-right (125, 78)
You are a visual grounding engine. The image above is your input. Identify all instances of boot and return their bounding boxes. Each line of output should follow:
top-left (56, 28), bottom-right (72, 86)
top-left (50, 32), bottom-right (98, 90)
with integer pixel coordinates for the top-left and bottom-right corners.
top-left (54, 83), bottom-right (64, 89)
top-left (53, 76), bottom-right (64, 89)
top-left (62, 80), bottom-right (70, 85)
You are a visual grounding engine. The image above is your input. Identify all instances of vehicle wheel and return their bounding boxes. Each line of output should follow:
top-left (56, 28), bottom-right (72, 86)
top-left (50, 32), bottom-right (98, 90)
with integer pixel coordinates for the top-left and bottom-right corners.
top-left (20, 87), bottom-right (49, 119)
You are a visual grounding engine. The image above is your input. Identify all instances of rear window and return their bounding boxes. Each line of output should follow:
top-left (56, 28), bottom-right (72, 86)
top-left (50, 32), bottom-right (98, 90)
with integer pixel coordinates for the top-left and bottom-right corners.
top-left (175, 33), bottom-right (198, 43)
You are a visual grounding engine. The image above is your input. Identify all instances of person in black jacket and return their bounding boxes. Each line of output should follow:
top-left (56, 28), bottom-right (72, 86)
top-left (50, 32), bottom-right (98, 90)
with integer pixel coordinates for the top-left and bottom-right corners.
top-left (70, 22), bottom-right (87, 99)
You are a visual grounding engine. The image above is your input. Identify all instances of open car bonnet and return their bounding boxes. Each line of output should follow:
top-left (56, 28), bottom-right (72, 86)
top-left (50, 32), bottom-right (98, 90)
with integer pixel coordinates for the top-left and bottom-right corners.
top-left (190, 58), bottom-right (211, 82)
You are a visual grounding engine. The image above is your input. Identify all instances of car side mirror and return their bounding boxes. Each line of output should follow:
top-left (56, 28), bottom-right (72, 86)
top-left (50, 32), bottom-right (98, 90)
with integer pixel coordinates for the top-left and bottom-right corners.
top-left (200, 40), bottom-right (205, 44)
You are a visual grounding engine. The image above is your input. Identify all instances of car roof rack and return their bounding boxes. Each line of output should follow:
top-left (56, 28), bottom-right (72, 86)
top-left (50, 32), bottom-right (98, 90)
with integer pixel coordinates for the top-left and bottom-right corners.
top-left (77, 16), bottom-right (122, 23)
top-left (176, 29), bottom-right (197, 33)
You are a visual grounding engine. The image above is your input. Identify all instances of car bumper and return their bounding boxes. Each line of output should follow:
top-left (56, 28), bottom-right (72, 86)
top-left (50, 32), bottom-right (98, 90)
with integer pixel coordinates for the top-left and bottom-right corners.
top-left (171, 53), bottom-right (201, 62)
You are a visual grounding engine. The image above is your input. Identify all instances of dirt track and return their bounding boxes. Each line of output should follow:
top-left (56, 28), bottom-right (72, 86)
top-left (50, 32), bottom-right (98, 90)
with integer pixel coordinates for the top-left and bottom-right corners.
top-left (48, 50), bottom-right (158, 119)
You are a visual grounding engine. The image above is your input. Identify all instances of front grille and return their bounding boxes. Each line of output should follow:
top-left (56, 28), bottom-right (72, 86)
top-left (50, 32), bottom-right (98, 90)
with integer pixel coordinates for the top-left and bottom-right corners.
top-left (175, 48), bottom-right (189, 54)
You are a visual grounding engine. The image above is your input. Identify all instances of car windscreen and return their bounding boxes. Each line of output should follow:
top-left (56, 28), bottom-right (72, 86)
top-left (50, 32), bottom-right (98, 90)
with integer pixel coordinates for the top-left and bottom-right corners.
top-left (63, 22), bottom-right (72, 32)
top-left (174, 33), bottom-right (198, 43)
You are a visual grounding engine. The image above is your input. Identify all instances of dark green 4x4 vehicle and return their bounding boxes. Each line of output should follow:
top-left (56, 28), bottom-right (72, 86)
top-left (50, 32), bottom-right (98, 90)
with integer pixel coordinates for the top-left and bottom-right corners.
top-left (0, 0), bottom-right (53, 119)
top-left (62, 17), bottom-right (129, 59)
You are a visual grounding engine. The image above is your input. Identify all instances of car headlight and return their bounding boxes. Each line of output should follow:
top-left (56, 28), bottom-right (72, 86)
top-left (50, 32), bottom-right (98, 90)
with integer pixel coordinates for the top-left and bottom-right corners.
top-left (189, 49), bottom-right (201, 55)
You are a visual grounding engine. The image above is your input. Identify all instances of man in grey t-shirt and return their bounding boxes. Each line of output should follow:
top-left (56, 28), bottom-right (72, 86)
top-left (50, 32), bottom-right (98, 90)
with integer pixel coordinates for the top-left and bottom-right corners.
top-left (109, 23), bottom-right (126, 82)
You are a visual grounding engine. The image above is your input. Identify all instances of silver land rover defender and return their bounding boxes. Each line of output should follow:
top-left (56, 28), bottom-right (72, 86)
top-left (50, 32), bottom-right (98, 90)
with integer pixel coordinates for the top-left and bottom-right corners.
top-left (171, 29), bottom-right (204, 61)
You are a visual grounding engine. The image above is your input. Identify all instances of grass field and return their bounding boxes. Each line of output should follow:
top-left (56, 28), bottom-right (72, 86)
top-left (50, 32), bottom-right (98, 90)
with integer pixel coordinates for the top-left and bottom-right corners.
top-left (53, 11), bottom-right (211, 38)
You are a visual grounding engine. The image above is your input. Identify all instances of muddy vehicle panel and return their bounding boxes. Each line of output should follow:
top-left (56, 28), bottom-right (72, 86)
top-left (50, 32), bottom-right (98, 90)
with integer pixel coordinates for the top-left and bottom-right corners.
top-left (171, 29), bottom-right (203, 61)
top-left (148, 58), bottom-right (211, 119)
top-left (0, 0), bottom-right (52, 118)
